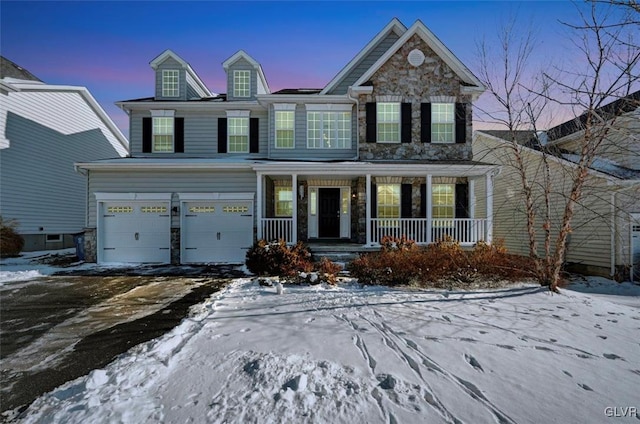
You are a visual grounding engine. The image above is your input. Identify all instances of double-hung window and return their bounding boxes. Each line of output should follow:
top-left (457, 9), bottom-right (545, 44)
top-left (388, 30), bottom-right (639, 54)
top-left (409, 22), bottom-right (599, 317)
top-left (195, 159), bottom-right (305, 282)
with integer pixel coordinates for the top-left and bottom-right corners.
top-left (153, 117), bottom-right (174, 152)
top-left (275, 111), bottom-right (294, 149)
top-left (432, 184), bottom-right (455, 227)
top-left (306, 106), bottom-right (351, 149)
top-left (275, 187), bottom-right (293, 217)
top-left (377, 184), bottom-right (400, 227)
top-left (431, 103), bottom-right (454, 143)
top-left (233, 70), bottom-right (250, 98)
top-left (377, 103), bottom-right (400, 143)
top-left (162, 70), bottom-right (179, 97)
top-left (228, 117), bottom-right (249, 153)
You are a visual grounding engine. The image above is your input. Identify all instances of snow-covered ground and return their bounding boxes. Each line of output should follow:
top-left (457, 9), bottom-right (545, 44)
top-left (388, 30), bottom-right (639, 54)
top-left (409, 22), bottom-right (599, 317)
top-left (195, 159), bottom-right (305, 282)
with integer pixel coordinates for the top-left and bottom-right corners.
top-left (0, 249), bottom-right (91, 286)
top-left (12, 275), bottom-right (639, 423)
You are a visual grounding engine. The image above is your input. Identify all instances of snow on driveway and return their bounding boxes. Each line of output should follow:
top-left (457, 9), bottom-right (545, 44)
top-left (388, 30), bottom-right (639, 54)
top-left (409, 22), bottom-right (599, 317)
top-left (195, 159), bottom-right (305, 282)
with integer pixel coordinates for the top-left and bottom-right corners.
top-left (16, 279), bottom-right (640, 424)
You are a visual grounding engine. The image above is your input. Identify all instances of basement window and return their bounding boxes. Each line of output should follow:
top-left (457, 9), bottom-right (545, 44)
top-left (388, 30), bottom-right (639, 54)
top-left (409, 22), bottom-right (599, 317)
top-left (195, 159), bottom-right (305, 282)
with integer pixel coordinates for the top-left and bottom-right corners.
top-left (46, 234), bottom-right (62, 242)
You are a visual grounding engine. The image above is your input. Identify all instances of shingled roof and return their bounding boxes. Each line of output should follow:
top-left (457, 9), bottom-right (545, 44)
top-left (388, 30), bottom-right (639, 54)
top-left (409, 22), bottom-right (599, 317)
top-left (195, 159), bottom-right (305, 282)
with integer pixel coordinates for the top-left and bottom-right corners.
top-left (0, 56), bottom-right (42, 82)
top-left (547, 90), bottom-right (640, 141)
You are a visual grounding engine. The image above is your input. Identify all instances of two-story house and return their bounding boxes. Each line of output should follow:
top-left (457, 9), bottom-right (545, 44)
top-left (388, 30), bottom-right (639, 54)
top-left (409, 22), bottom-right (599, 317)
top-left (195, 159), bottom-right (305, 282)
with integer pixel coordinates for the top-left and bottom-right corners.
top-left (76, 19), bottom-right (499, 264)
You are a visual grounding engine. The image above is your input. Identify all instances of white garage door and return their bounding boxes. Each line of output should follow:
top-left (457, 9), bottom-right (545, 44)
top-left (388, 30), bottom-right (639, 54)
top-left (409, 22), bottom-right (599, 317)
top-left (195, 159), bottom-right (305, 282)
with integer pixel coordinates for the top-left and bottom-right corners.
top-left (182, 200), bottom-right (253, 263)
top-left (100, 201), bottom-right (171, 263)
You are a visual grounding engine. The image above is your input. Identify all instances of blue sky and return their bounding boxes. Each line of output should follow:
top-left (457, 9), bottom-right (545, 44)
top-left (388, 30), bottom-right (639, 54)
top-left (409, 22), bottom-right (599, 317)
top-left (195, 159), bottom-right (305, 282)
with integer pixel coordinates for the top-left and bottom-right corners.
top-left (2, 1), bottom-right (583, 135)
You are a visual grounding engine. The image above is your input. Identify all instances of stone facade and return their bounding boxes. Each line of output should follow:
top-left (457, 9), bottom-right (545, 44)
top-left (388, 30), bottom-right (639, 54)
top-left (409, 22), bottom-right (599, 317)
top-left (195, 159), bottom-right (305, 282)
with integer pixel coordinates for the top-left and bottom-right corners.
top-left (83, 228), bottom-right (97, 263)
top-left (358, 34), bottom-right (473, 161)
top-left (171, 228), bottom-right (180, 264)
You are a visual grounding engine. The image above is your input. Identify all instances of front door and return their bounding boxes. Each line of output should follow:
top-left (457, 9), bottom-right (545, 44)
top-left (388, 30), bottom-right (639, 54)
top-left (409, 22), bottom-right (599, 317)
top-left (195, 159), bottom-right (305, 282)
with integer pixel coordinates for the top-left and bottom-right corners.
top-left (318, 188), bottom-right (341, 238)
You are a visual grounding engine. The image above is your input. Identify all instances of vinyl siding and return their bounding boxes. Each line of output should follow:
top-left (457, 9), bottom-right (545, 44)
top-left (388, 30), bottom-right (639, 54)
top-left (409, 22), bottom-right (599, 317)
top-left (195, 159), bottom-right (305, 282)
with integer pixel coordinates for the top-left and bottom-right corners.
top-left (155, 57), bottom-right (186, 101)
top-left (474, 133), bottom-right (613, 268)
top-left (327, 31), bottom-right (400, 95)
top-left (268, 104), bottom-right (357, 160)
top-left (86, 169), bottom-right (257, 228)
top-left (2, 111), bottom-right (124, 234)
top-left (226, 58), bottom-right (257, 101)
top-left (130, 109), bottom-right (268, 157)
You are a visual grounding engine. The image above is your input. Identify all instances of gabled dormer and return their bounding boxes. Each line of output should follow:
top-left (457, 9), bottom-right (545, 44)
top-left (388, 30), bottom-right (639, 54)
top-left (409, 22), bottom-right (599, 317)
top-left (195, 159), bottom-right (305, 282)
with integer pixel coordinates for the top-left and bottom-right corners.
top-left (223, 50), bottom-right (270, 101)
top-left (150, 49), bottom-right (212, 101)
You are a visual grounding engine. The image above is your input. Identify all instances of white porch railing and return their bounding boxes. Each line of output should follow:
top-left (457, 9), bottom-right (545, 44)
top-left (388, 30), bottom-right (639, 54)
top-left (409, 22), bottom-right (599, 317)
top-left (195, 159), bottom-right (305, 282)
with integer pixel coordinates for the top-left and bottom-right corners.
top-left (370, 218), bottom-right (486, 245)
top-left (260, 218), bottom-right (294, 243)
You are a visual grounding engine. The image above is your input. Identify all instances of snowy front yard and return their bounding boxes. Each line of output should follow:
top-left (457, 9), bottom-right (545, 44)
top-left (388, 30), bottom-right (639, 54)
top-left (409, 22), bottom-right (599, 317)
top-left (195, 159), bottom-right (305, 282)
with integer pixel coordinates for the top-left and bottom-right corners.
top-left (14, 277), bottom-right (640, 423)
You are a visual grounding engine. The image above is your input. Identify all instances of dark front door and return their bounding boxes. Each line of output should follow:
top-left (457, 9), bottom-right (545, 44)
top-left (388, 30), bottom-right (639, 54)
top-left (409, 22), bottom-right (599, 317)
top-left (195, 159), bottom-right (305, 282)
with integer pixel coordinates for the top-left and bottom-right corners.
top-left (319, 188), bottom-right (341, 238)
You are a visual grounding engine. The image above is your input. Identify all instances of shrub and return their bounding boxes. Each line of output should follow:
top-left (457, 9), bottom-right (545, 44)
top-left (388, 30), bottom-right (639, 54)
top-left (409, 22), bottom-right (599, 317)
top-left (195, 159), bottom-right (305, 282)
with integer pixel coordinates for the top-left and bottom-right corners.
top-left (313, 257), bottom-right (343, 285)
top-left (0, 217), bottom-right (24, 257)
top-left (245, 239), bottom-right (313, 277)
top-left (348, 236), bottom-right (537, 287)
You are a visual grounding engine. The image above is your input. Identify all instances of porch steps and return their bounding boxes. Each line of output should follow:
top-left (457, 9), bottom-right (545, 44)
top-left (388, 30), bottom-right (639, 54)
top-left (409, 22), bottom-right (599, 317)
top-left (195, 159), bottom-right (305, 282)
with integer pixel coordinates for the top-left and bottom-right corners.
top-left (307, 243), bottom-right (379, 265)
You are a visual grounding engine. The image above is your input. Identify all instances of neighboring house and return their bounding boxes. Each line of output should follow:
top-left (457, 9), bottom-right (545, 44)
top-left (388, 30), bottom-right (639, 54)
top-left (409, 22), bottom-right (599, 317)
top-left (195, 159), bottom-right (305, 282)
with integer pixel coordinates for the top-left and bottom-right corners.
top-left (76, 18), bottom-right (499, 264)
top-left (473, 91), bottom-right (640, 281)
top-left (0, 56), bottom-right (128, 251)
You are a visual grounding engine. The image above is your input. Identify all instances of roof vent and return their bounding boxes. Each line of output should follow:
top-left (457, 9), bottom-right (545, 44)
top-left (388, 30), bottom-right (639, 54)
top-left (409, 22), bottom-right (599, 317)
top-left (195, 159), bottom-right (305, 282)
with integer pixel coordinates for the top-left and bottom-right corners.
top-left (408, 49), bottom-right (425, 67)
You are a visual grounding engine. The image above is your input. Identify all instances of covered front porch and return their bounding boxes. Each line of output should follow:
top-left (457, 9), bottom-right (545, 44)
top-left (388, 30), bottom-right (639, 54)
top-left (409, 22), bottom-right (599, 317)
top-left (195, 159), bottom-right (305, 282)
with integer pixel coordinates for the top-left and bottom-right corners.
top-left (252, 161), bottom-right (499, 247)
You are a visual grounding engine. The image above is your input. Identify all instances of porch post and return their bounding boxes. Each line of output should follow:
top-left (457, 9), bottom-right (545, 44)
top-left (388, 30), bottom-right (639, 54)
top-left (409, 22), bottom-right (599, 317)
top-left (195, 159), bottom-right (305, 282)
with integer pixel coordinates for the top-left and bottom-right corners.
top-left (469, 179), bottom-right (476, 219)
top-left (485, 172), bottom-right (494, 244)
top-left (426, 174), bottom-right (432, 244)
top-left (256, 172), bottom-right (263, 240)
top-left (366, 174), bottom-right (372, 246)
top-left (292, 174), bottom-right (298, 244)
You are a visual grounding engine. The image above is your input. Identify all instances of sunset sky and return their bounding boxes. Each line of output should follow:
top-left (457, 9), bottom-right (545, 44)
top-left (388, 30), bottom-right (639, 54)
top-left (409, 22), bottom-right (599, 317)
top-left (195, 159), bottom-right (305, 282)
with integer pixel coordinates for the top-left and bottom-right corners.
top-left (2, 1), bottom-right (592, 135)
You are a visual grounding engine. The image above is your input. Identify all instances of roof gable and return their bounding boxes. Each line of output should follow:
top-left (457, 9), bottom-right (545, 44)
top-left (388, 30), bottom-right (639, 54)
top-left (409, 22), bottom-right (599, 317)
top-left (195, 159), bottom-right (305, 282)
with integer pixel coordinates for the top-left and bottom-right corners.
top-left (352, 20), bottom-right (485, 94)
top-left (320, 18), bottom-right (407, 95)
top-left (150, 49), bottom-right (213, 98)
top-left (222, 50), bottom-right (270, 95)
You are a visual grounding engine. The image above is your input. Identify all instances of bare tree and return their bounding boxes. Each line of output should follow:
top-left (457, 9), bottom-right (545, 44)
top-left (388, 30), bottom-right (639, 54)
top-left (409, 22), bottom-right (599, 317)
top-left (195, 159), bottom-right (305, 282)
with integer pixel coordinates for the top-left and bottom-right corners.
top-left (475, 1), bottom-right (639, 292)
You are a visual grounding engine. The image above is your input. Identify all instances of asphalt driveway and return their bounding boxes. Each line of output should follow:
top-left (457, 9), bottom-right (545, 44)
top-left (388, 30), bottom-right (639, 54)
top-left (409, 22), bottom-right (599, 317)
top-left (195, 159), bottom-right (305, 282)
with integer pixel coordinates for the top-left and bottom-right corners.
top-left (0, 263), bottom-right (245, 420)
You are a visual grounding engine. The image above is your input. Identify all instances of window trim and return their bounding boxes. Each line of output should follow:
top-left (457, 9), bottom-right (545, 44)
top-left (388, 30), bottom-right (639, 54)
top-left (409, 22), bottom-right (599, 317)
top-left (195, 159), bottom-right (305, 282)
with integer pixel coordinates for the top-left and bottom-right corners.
top-left (432, 183), bottom-right (455, 220)
top-left (274, 186), bottom-right (293, 217)
top-left (376, 102), bottom-right (401, 143)
top-left (306, 111), bottom-right (351, 149)
top-left (376, 183), bottom-right (401, 227)
top-left (275, 110), bottom-right (295, 149)
top-left (45, 234), bottom-right (62, 243)
top-left (233, 70), bottom-right (251, 98)
top-left (152, 116), bottom-right (174, 153)
top-left (431, 103), bottom-right (455, 144)
top-left (227, 116), bottom-right (249, 153)
top-left (161, 70), bottom-right (179, 97)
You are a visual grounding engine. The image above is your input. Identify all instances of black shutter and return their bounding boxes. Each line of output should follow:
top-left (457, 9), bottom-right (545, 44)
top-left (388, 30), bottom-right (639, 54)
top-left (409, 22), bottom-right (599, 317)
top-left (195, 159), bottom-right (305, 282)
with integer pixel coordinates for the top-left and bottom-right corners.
top-left (371, 182), bottom-right (377, 218)
top-left (455, 183), bottom-right (469, 219)
top-left (401, 184), bottom-right (412, 218)
top-left (365, 102), bottom-right (377, 143)
top-left (420, 184), bottom-right (427, 218)
top-left (142, 117), bottom-right (152, 153)
top-left (455, 103), bottom-right (466, 144)
top-left (401, 103), bottom-right (412, 143)
top-left (421, 103), bottom-right (431, 143)
top-left (250, 118), bottom-right (259, 153)
top-left (174, 117), bottom-right (184, 153)
top-left (218, 118), bottom-right (227, 153)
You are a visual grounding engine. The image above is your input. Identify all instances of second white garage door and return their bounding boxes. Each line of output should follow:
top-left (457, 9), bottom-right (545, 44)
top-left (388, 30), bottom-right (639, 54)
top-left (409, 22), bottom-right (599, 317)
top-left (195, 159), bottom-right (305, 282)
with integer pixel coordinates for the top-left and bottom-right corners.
top-left (181, 200), bottom-right (253, 263)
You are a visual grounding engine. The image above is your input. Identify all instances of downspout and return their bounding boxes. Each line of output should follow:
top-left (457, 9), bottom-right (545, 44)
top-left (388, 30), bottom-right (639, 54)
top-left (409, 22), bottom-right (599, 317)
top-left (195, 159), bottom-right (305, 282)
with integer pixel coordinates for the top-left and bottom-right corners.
top-left (611, 191), bottom-right (616, 278)
top-left (347, 87), bottom-right (359, 160)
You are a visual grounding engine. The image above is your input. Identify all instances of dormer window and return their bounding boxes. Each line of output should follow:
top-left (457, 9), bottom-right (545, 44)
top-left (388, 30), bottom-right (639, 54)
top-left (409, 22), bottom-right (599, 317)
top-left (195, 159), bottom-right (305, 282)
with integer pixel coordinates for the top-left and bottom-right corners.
top-left (233, 70), bottom-right (250, 97)
top-left (162, 70), bottom-right (179, 97)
